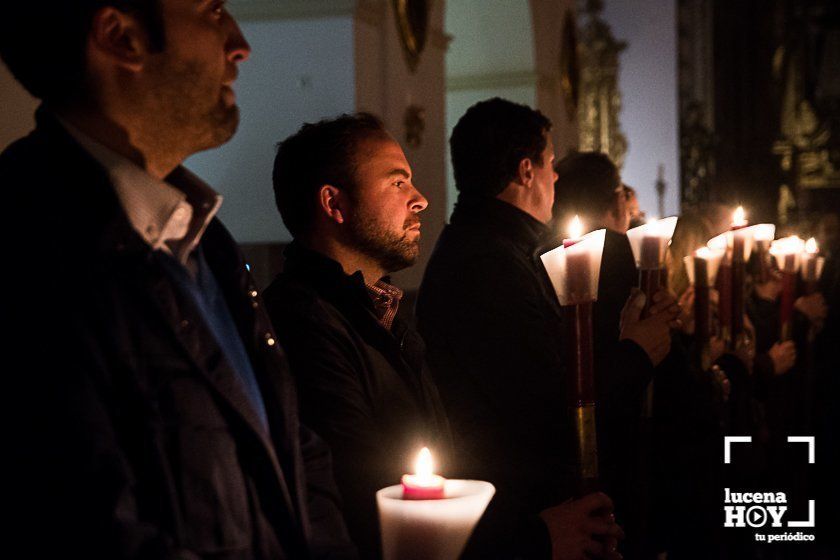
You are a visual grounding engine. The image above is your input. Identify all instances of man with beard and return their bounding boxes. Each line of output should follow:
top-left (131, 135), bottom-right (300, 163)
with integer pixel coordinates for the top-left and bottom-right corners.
top-left (2, 2), bottom-right (353, 558)
top-left (263, 114), bottom-right (451, 558)
top-left (264, 113), bottom-right (625, 560)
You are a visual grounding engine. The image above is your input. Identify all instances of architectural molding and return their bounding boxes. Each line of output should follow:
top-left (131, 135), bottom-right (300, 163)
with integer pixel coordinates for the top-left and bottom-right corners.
top-left (447, 70), bottom-right (537, 92)
top-left (229, 0), bottom-right (356, 21)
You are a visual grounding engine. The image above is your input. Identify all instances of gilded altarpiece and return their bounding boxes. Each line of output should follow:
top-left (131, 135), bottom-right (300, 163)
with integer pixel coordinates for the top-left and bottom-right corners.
top-left (576, 0), bottom-right (627, 168)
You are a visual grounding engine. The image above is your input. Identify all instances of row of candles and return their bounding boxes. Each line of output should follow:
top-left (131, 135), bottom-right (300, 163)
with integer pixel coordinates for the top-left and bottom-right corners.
top-left (376, 206), bottom-right (825, 559)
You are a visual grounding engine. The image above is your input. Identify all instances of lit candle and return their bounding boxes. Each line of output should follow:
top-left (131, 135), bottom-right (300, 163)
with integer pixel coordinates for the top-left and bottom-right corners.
top-left (541, 229), bottom-right (606, 493)
top-left (377, 448), bottom-right (495, 560)
top-left (708, 233), bottom-right (732, 346)
top-left (731, 205), bottom-right (748, 228)
top-left (800, 237), bottom-right (825, 294)
top-left (627, 217), bottom-right (679, 312)
top-left (770, 236), bottom-right (805, 341)
top-left (564, 215), bottom-right (584, 247)
top-left (402, 447), bottom-right (445, 500)
top-left (751, 224), bottom-right (776, 283)
top-left (627, 216), bottom-right (678, 417)
top-left (728, 207), bottom-right (752, 350)
top-left (683, 247), bottom-right (725, 370)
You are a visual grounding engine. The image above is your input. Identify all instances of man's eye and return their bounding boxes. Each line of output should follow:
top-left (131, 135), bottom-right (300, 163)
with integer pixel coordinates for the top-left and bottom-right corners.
top-left (212, 1), bottom-right (226, 16)
top-left (394, 181), bottom-right (405, 188)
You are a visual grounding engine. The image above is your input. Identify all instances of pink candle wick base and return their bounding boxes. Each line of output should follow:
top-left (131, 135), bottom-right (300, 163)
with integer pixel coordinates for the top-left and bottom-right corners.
top-left (401, 474), bottom-right (446, 500)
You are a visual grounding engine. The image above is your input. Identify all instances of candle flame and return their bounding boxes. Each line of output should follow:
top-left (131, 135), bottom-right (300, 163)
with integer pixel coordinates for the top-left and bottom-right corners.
top-left (805, 237), bottom-right (818, 254)
top-left (733, 206), bottom-right (746, 226)
top-left (414, 447), bottom-right (435, 481)
top-left (568, 215), bottom-right (583, 240)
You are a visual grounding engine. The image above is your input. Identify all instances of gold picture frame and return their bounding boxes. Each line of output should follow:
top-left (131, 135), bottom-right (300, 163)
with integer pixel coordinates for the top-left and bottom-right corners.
top-left (393, 0), bottom-right (431, 73)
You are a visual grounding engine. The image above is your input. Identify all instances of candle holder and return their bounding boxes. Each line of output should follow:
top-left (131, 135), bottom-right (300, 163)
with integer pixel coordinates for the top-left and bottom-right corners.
top-left (541, 228), bottom-right (606, 493)
top-left (751, 224), bottom-right (776, 283)
top-left (627, 217), bottom-right (679, 313)
top-left (377, 480), bottom-right (495, 560)
top-left (801, 238), bottom-right (825, 295)
top-left (729, 224), bottom-right (758, 351)
top-left (684, 247), bottom-right (725, 371)
top-left (707, 233), bottom-right (732, 347)
top-left (626, 217), bottom-right (678, 417)
top-left (770, 236), bottom-right (805, 341)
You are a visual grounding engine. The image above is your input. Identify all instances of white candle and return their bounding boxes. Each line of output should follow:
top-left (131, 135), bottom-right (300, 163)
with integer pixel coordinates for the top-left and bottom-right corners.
top-left (626, 216), bottom-right (679, 270)
top-left (801, 237), bottom-right (825, 284)
top-left (377, 449), bottom-right (495, 560)
top-left (541, 228), bottom-right (607, 305)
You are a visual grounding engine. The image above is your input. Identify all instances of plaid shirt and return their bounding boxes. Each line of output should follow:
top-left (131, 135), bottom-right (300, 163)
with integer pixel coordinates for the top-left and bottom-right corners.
top-left (365, 279), bottom-right (403, 331)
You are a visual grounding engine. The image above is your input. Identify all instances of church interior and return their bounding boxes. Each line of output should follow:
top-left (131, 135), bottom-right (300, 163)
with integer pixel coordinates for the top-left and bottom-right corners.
top-left (2, 1), bottom-right (838, 559)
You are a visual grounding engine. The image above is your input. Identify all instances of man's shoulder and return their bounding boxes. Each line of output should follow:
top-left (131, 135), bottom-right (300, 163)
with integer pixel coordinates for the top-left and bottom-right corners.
top-left (263, 272), bottom-right (348, 333)
top-left (427, 222), bottom-right (526, 273)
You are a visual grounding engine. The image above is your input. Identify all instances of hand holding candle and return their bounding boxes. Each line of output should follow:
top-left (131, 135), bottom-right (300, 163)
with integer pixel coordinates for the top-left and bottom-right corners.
top-left (626, 216), bottom-right (677, 417)
top-left (627, 216), bottom-right (679, 316)
top-left (541, 222), bottom-right (606, 494)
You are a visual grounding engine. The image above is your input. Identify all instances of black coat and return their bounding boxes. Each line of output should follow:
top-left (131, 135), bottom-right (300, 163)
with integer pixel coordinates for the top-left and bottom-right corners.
top-left (3, 110), bottom-right (354, 560)
top-left (263, 243), bottom-right (451, 559)
top-left (417, 195), bottom-right (653, 558)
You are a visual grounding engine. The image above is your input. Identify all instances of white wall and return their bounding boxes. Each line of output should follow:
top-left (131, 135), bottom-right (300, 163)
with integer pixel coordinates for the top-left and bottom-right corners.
top-left (445, 85), bottom-right (535, 218)
top-left (444, 0), bottom-right (536, 218)
top-left (185, 16), bottom-right (356, 243)
top-left (602, 0), bottom-right (680, 218)
top-left (0, 60), bottom-right (37, 150)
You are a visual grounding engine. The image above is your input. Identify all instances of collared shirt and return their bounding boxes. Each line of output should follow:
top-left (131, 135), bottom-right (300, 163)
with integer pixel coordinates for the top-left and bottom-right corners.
top-left (59, 118), bottom-right (222, 265)
top-left (365, 279), bottom-right (404, 331)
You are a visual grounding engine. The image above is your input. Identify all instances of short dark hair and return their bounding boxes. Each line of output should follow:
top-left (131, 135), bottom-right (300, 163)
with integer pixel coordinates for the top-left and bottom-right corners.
top-left (450, 97), bottom-right (552, 197)
top-left (0, 1), bottom-right (163, 106)
top-left (272, 113), bottom-right (389, 237)
top-left (553, 151), bottom-right (621, 223)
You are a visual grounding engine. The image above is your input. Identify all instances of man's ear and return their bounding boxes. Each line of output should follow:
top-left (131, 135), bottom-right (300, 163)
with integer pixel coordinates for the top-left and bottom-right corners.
top-left (88, 7), bottom-right (150, 73)
top-left (516, 157), bottom-right (536, 188)
top-left (318, 185), bottom-right (346, 225)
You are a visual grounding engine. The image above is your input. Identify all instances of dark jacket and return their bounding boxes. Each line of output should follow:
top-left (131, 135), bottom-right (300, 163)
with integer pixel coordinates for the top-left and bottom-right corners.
top-left (3, 110), bottom-right (354, 560)
top-left (263, 243), bottom-right (451, 559)
top-left (417, 195), bottom-right (651, 558)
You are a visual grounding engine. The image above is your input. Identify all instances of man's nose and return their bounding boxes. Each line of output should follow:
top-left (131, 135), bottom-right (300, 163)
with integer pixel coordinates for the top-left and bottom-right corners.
top-left (226, 17), bottom-right (251, 63)
top-left (410, 184), bottom-right (429, 212)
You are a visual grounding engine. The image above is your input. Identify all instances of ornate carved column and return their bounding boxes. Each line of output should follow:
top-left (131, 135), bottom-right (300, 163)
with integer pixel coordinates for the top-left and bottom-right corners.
top-left (677, 0), bottom-right (715, 208)
top-left (576, 0), bottom-right (627, 168)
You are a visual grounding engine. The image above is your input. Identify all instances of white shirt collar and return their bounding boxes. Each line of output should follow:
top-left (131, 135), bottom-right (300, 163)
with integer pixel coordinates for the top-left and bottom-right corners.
top-left (59, 117), bottom-right (222, 264)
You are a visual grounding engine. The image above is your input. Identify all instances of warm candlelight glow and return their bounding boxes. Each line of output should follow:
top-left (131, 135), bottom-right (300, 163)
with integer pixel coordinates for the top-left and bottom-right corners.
top-left (752, 224), bottom-right (776, 242)
top-left (695, 246), bottom-right (717, 260)
top-left (568, 215), bottom-right (583, 240)
top-left (414, 447), bottom-right (435, 482)
top-left (732, 206), bottom-right (747, 227)
top-left (805, 237), bottom-right (818, 254)
top-left (626, 216), bottom-right (679, 270)
top-left (683, 246), bottom-right (725, 287)
top-left (770, 236), bottom-right (806, 274)
top-left (707, 233), bottom-right (728, 251)
top-left (541, 229), bottom-right (607, 306)
top-left (401, 447), bottom-right (446, 500)
top-left (770, 235), bottom-right (805, 256)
